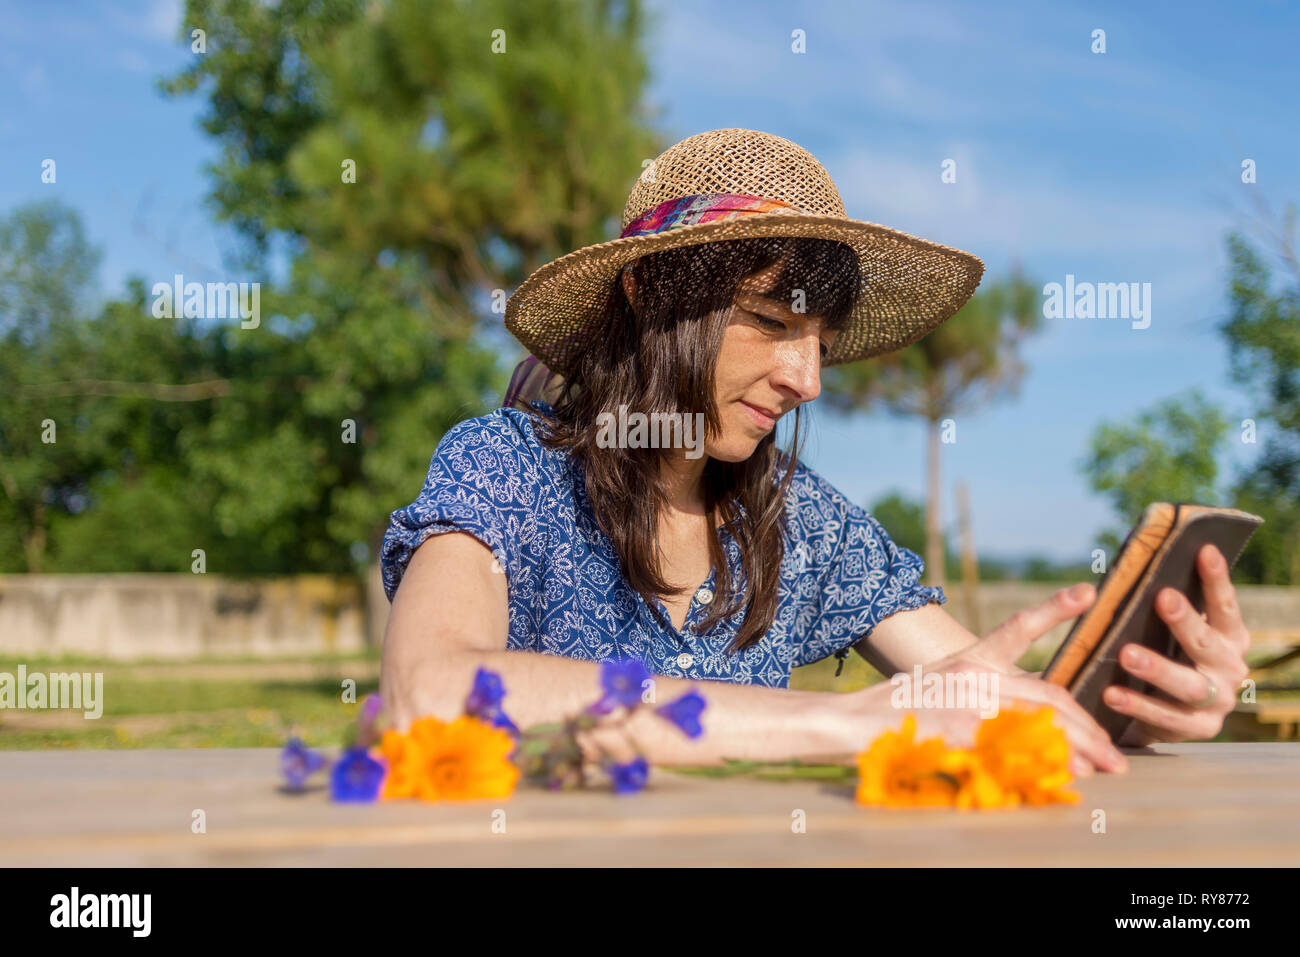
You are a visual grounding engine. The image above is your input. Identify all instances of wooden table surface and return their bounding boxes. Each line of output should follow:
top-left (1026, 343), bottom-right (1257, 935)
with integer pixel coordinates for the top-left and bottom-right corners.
top-left (1, 744), bottom-right (1297, 866)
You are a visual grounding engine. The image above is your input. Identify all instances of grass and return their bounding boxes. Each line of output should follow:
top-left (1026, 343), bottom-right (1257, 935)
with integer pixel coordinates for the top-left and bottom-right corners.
top-left (0, 654), bottom-right (379, 750)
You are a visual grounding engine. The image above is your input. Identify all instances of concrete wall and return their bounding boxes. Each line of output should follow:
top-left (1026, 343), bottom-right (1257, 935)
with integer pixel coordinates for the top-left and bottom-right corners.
top-left (0, 573), bottom-right (1295, 662)
top-left (0, 574), bottom-right (368, 660)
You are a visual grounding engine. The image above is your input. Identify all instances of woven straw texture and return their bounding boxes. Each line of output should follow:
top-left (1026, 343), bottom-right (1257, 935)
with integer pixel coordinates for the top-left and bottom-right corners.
top-left (505, 128), bottom-right (984, 378)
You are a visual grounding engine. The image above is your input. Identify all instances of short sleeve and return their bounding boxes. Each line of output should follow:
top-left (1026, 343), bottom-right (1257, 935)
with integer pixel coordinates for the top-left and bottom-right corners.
top-left (789, 472), bottom-right (947, 668)
top-left (380, 408), bottom-right (548, 602)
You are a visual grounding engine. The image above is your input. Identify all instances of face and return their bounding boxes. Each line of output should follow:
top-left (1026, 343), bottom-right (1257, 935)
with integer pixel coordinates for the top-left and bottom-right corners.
top-left (706, 263), bottom-right (838, 462)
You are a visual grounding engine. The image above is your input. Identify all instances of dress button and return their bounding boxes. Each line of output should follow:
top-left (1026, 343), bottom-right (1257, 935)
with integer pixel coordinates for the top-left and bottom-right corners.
top-left (695, 587), bottom-right (714, 605)
top-left (676, 652), bottom-right (695, 669)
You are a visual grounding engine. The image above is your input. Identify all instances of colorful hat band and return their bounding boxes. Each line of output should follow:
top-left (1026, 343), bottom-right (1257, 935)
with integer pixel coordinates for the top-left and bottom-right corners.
top-left (619, 191), bottom-right (798, 239)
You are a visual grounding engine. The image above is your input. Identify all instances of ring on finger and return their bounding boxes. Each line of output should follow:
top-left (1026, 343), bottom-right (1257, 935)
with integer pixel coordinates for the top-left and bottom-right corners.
top-left (1190, 668), bottom-right (1218, 708)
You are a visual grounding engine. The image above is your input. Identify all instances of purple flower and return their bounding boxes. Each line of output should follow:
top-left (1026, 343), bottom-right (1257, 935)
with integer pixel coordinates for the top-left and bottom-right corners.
top-left (490, 708), bottom-right (519, 737)
top-left (656, 689), bottom-right (706, 739)
top-left (360, 693), bottom-right (383, 725)
top-left (354, 693), bottom-right (384, 749)
top-left (464, 667), bottom-right (519, 739)
top-left (281, 737), bottom-right (328, 790)
top-left (330, 747), bottom-right (387, 803)
top-left (595, 657), bottom-right (651, 712)
top-left (608, 756), bottom-right (649, 795)
top-left (465, 668), bottom-right (506, 714)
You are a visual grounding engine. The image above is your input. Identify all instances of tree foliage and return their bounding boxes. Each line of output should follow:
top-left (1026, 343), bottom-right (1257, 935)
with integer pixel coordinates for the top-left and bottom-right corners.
top-left (0, 0), bottom-right (659, 575)
top-left (1220, 223), bottom-right (1300, 583)
top-left (1079, 390), bottom-right (1229, 558)
top-left (1077, 213), bottom-right (1300, 584)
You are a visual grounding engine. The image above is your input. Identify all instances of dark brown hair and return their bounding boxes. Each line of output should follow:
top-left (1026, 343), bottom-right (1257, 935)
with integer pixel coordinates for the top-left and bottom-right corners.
top-left (532, 237), bottom-right (860, 652)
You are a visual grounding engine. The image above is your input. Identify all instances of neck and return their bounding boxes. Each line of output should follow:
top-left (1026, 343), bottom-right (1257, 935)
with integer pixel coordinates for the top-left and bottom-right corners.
top-left (658, 449), bottom-right (709, 517)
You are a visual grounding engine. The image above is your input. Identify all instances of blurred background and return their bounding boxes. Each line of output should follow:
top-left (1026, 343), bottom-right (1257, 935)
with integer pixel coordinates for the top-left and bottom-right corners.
top-left (1, 0), bottom-right (1297, 748)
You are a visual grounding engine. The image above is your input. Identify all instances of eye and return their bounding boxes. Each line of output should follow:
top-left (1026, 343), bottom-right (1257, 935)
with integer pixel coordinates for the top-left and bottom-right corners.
top-left (753, 314), bottom-right (787, 332)
top-left (819, 341), bottom-right (829, 359)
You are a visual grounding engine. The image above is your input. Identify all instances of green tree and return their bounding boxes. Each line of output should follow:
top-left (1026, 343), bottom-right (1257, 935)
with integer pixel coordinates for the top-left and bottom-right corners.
top-left (1221, 220), bottom-right (1300, 584)
top-left (867, 491), bottom-right (927, 558)
top-left (40, 277), bottom-right (234, 574)
top-left (867, 489), bottom-right (970, 581)
top-left (823, 271), bottom-right (1043, 590)
top-left (148, 0), bottom-right (660, 573)
top-left (0, 201), bottom-right (238, 574)
top-left (5, 0), bottom-right (661, 577)
top-left (0, 200), bottom-right (104, 572)
top-left (1079, 389), bottom-right (1229, 559)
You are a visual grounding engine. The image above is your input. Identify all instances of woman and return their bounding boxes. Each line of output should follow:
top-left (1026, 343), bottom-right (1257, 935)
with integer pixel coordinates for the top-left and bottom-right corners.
top-left (379, 129), bottom-right (1251, 773)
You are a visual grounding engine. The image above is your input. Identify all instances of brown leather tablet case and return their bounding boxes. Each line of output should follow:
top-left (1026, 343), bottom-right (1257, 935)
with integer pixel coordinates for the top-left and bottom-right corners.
top-left (1041, 502), bottom-right (1263, 743)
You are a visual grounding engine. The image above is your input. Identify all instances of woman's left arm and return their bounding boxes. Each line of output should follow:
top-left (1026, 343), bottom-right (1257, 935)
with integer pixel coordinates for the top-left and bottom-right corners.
top-left (859, 544), bottom-right (1252, 745)
top-left (852, 601), bottom-right (981, 677)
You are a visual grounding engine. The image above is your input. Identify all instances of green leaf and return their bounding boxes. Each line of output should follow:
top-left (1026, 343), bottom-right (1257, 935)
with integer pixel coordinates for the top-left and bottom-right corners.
top-left (663, 758), bottom-right (856, 780)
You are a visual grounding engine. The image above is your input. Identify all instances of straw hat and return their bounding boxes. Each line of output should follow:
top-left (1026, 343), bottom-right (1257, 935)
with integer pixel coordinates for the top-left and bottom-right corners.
top-left (504, 128), bottom-right (984, 379)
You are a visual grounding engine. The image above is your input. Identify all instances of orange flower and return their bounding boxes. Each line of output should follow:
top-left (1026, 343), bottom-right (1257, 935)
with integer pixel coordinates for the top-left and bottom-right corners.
top-left (854, 706), bottom-right (1082, 811)
top-left (378, 724), bottom-right (427, 800)
top-left (937, 748), bottom-right (1019, 811)
top-left (971, 704), bottom-right (1080, 806)
top-left (380, 715), bottom-right (519, 801)
top-left (855, 715), bottom-right (962, 808)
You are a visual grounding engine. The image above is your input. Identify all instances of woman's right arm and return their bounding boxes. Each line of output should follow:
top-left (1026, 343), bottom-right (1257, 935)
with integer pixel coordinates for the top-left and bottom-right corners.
top-left (379, 530), bottom-right (891, 766)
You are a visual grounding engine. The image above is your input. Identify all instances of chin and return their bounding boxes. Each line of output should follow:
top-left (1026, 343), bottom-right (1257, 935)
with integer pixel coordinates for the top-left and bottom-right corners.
top-left (706, 433), bottom-right (766, 463)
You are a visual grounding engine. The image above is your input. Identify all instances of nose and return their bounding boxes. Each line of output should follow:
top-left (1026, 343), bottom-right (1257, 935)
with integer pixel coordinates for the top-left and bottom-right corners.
top-left (770, 335), bottom-right (822, 404)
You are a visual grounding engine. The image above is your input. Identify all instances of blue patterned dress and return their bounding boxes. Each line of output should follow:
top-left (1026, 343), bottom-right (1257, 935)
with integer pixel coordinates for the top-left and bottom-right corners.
top-left (381, 401), bottom-right (947, 688)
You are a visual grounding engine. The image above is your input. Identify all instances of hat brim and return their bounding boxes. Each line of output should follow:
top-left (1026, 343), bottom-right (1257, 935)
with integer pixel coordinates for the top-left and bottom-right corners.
top-left (505, 211), bottom-right (984, 379)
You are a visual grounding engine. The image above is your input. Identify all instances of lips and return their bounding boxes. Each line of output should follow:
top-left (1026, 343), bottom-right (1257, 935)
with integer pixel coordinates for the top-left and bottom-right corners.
top-left (740, 401), bottom-right (780, 429)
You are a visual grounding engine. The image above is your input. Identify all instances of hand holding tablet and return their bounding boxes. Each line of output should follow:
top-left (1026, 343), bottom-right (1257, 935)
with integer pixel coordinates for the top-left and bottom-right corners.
top-left (1042, 503), bottom-right (1263, 744)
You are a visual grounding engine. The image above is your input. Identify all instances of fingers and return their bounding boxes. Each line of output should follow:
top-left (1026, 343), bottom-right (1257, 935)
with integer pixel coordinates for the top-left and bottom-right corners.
top-left (910, 689), bottom-right (1115, 776)
top-left (996, 678), bottom-right (1127, 773)
top-left (1114, 572), bottom-right (1249, 744)
top-left (1108, 550), bottom-right (1251, 747)
top-left (1195, 545), bottom-right (1251, 653)
top-left (979, 583), bottom-right (1097, 668)
top-left (1117, 644), bottom-right (1217, 706)
top-left (1102, 684), bottom-right (1222, 742)
top-left (1155, 585), bottom-right (1247, 676)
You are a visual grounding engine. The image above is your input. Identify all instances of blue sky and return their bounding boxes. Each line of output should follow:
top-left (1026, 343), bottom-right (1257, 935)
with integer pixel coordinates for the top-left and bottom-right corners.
top-left (2, 0), bottom-right (1296, 562)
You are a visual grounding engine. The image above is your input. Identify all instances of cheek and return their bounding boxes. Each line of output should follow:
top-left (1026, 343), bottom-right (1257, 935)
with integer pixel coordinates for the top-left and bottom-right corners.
top-left (715, 327), bottom-right (770, 387)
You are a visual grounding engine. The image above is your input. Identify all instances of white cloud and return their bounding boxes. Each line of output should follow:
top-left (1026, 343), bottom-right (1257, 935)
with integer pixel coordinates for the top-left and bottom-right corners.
top-left (825, 142), bottom-right (1232, 262)
top-left (114, 49), bottom-right (152, 74)
top-left (98, 0), bottom-right (182, 41)
top-left (143, 0), bottom-right (183, 41)
top-left (21, 62), bottom-right (48, 97)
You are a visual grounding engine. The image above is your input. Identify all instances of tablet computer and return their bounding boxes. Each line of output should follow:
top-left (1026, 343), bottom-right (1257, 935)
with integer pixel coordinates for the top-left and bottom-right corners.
top-left (1041, 502), bottom-right (1263, 743)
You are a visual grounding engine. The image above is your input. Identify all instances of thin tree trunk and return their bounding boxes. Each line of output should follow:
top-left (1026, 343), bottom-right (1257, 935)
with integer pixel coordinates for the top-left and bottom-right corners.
top-left (0, 466), bottom-right (44, 573)
top-left (24, 499), bottom-right (45, 574)
top-left (925, 417), bottom-right (944, 589)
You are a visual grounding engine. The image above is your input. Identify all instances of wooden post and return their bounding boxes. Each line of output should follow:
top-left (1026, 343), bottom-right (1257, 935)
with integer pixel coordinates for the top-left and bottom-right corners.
top-left (925, 418), bottom-right (945, 590)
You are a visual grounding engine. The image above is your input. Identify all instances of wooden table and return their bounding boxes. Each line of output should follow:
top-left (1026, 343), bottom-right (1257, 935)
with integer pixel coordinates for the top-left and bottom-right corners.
top-left (1, 744), bottom-right (1297, 866)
